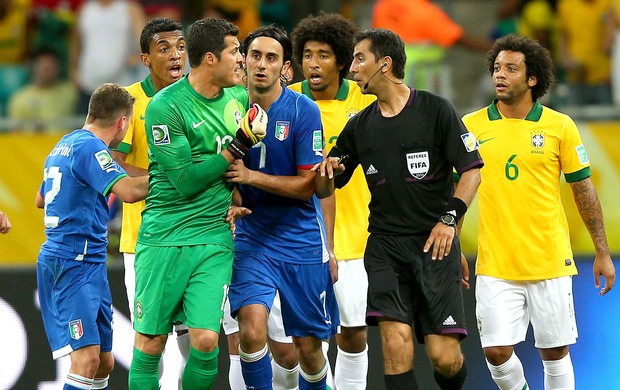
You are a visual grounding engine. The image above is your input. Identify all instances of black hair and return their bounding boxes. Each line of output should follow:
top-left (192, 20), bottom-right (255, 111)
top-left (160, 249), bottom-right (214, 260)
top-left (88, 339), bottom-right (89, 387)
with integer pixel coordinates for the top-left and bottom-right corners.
top-left (243, 25), bottom-right (292, 63)
top-left (354, 28), bottom-right (406, 80)
top-left (140, 17), bottom-right (183, 54)
top-left (187, 17), bottom-right (239, 68)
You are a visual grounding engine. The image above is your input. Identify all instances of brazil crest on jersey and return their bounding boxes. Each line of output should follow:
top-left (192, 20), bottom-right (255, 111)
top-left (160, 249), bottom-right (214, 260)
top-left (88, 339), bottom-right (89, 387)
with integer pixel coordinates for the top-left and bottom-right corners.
top-left (463, 101), bottom-right (588, 280)
top-left (139, 77), bottom-right (248, 247)
top-left (235, 87), bottom-right (328, 264)
top-left (39, 130), bottom-right (127, 262)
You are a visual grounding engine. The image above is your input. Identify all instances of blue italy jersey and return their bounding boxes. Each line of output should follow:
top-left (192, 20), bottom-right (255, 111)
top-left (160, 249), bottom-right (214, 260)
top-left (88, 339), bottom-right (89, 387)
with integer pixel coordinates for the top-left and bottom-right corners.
top-left (39, 130), bottom-right (127, 262)
top-left (235, 88), bottom-right (328, 264)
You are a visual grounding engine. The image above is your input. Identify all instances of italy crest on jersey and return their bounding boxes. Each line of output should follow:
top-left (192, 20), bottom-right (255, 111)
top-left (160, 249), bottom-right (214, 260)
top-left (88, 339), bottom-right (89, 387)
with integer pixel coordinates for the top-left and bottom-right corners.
top-left (406, 151), bottom-right (429, 179)
top-left (275, 121), bottom-right (290, 141)
top-left (69, 319), bottom-right (83, 340)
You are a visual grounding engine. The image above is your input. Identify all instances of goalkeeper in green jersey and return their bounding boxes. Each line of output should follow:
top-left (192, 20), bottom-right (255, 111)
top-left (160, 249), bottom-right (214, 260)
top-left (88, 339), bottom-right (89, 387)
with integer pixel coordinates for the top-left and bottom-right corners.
top-left (128, 17), bottom-right (267, 390)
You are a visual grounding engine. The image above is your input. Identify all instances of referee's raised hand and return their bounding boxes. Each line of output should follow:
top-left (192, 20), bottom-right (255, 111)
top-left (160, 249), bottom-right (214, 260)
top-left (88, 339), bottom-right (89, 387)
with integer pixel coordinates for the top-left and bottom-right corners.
top-left (312, 156), bottom-right (346, 199)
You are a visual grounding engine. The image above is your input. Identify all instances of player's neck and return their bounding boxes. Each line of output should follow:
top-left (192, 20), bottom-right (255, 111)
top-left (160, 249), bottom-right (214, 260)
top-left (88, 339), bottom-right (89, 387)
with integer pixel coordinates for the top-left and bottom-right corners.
top-left (187, 70), bottom-right (222, 99)
top-left (249, 83), bottom-right (282, 112)
top-left (496, 96), bottom-right (535, 120)
top-left (377, 83), bottom-right (410, 118)
top-left (83, 124), bottom-right (113, 146)
top-left (309, 78), bottom-right (341, 101)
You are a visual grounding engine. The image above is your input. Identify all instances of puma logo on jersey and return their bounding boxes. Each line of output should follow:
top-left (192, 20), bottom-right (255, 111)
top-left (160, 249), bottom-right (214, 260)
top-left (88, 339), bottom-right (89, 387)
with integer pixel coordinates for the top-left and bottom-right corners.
top-left (366, 164), bottom-right (378, 175)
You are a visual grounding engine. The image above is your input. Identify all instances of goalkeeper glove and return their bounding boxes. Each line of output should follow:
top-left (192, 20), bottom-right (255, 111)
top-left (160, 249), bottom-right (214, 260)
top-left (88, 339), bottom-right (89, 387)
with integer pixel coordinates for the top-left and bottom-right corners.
top-left (227, 103), bottom-right (268, 159)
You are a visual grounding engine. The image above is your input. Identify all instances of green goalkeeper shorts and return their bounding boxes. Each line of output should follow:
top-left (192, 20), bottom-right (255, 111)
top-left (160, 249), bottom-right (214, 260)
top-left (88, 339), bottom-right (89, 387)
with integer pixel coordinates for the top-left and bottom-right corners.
top-left (133, 243), bottom-right (233, 335)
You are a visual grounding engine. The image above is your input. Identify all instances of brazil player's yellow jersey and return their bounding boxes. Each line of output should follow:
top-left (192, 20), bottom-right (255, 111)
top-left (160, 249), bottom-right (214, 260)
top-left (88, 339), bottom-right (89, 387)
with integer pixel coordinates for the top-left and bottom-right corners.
top-left (462, 100), bottom-right (590, 280)
top-left (289, 79), bottom-right (376, 261)
top-left (115, 76), bottom-right (157, 253)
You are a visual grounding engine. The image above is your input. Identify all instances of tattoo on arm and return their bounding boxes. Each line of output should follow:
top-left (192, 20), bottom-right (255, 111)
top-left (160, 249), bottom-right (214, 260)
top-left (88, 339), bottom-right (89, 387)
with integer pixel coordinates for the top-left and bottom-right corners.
top-left (571, 178), bottom-right (610, 256)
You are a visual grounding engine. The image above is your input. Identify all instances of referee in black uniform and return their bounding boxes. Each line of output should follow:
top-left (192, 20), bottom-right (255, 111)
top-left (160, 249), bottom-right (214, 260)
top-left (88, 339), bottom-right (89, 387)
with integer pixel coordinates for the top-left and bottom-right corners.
top-left (314, 28), bottom-right (483, 390)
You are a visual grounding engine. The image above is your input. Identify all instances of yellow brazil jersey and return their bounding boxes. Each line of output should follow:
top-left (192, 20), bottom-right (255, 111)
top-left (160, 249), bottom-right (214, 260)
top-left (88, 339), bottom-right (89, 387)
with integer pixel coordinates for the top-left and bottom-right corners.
top-left (289, 79), bottom-right (376, 261)
top-left (115, 76), bottom-right (157, 253)
top-left (462, 101), bottom-right (590, 280)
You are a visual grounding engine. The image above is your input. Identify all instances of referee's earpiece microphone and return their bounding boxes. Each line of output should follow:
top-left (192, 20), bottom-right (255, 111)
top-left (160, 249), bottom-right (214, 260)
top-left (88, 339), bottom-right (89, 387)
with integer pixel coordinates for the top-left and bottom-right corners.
top-left (363, 62), bottom-right (389, 90)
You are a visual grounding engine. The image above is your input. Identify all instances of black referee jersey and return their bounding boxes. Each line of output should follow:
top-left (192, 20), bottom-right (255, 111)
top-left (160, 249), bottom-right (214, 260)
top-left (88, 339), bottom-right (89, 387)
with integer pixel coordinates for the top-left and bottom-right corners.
top-left (331, 88), bottom-right (483, 236)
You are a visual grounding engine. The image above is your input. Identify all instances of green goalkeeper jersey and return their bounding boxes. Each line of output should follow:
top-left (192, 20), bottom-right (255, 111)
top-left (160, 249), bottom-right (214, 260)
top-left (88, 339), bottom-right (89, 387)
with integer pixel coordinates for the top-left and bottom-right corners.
top-left (138, 77), bottom-right (248, 248)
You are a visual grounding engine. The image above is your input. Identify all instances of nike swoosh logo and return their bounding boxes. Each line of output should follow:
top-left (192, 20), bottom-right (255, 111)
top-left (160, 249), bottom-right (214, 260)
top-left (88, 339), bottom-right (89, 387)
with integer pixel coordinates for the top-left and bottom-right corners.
top-left (192, 119), bottom-right (206, 129)
top-left (139, 115), bottom-right (145, 120)
top-left (479, 138), bottom-right (495, 145)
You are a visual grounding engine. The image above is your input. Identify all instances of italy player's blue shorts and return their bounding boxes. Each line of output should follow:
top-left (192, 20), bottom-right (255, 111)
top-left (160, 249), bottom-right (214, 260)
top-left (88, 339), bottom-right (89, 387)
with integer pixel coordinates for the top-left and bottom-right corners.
top-left (37, 254), bottom-right (113, 360)
top-left (228, 250), bottom-right (339, 340)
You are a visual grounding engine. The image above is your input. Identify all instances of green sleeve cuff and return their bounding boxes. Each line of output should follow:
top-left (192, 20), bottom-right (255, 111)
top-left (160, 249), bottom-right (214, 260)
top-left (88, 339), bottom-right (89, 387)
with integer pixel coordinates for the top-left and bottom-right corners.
top-left (564, 167), bottom-right (591, 183)
top-left (103, 174), bottom-right (128, 196)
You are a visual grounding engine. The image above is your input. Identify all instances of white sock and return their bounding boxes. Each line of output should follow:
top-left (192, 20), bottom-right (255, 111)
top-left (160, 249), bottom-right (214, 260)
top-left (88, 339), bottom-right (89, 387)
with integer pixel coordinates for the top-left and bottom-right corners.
top-left (272, 360), bottom-right (299, 390)
top-left (543, 353), bottom-right (574, 390)
top-left (300, 359), bottom-right (328, 384)
top-left (66, 373), bottom-right (93, 389)
top-left (335, 344), bottom-right (368, 390)
top-left (322, 341), bottom-right (335, 389)
top-left (92, 376), bottom-right (109, 390)
top-left (175, 332), bottom-right (190, 389)
top-left (228, 354), bottom-right (246, 390)
top-left (486, 352), bottom-right (528, 390)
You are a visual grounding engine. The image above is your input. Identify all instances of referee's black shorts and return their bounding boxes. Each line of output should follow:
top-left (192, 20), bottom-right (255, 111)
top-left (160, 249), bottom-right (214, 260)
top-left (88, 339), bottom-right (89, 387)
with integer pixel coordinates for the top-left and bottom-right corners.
top-left (364, 233), bottom-right (467, 343)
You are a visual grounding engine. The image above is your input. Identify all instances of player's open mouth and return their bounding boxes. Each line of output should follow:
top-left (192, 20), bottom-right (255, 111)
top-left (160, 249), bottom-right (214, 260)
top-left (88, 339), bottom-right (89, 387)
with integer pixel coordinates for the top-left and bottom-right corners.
top-left (169, 65), bottom-right (182, 78)
top-left (309, 72), bottom-right (322, 84)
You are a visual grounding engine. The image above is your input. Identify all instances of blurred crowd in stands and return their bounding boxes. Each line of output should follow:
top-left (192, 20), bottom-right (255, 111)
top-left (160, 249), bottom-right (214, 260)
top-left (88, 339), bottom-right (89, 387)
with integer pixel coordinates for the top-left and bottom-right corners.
top-left (0, 0), bottom-right (618, 135)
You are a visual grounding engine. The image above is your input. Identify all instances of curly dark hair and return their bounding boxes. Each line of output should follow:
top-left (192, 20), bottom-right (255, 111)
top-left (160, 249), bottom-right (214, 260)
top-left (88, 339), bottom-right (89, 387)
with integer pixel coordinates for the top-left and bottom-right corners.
top-left (486, 34), bottom-right (555, 100)
top-left (291, 12), bottom-right (358, 81)
top-left (140, 17), bottom-right (183, 54)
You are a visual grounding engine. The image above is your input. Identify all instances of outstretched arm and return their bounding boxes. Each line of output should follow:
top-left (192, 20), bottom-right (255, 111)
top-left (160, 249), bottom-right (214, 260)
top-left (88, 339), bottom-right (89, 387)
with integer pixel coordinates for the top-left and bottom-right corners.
top-left (570, 177), bottom-right (615, 295)
top-left (223, 159), bottom-right (317, 201)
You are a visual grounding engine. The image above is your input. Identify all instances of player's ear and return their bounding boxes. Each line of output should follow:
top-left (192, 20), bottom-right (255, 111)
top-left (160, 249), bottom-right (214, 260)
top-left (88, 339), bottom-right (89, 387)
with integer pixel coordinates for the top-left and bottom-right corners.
top-left (281, 61), bottom-right (292, 81)
top-left (141, 53), bottom-right (150, 68)
top-left (528, 75), bottom-right (537, 88)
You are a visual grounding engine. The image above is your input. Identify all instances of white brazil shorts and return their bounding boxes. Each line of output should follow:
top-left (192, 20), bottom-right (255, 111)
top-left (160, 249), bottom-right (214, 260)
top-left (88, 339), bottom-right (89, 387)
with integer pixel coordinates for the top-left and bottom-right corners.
top-left (333, 257), bottom-right (368, 328)
top-left (476, 274), bottom-right (578, 349)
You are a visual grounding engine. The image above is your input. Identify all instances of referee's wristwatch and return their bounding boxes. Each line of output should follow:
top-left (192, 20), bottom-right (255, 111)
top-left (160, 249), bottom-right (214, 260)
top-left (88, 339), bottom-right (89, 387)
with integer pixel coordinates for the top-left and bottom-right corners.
top-left (439, 213), bottom-right (457, 228)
